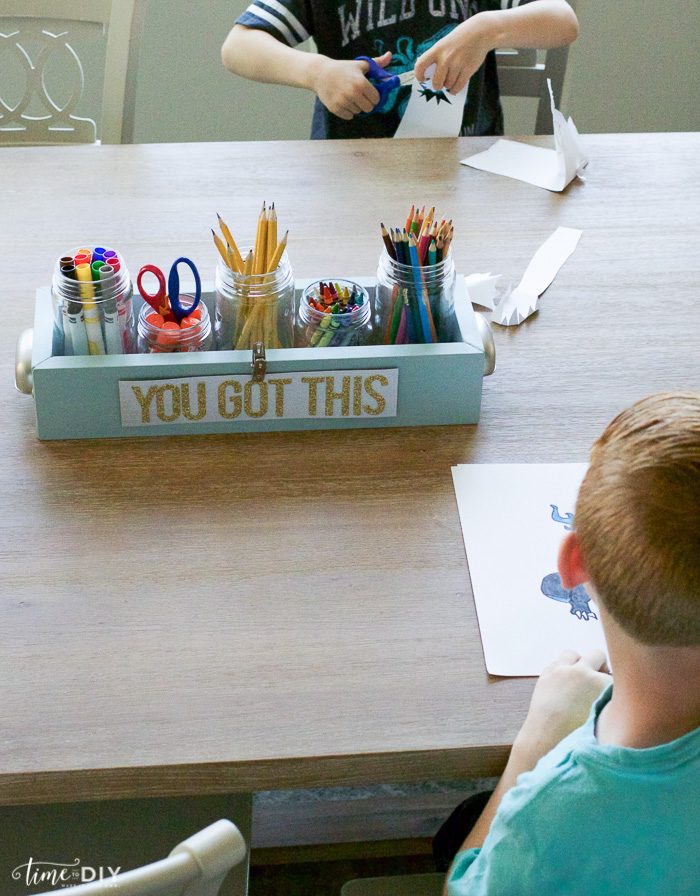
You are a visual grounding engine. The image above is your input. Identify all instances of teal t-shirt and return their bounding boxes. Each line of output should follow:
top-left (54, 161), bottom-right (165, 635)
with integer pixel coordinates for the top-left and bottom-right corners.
top-left (448, 686), bottom-right (700, 895)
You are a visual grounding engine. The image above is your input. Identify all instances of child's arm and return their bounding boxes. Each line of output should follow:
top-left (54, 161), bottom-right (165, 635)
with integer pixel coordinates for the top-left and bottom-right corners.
top-left (221, 26), bottom-right (390, 121)
top-left (446, 648), bottom-right (610, 884)
top-left (415, 0), bottom-right (579, 95)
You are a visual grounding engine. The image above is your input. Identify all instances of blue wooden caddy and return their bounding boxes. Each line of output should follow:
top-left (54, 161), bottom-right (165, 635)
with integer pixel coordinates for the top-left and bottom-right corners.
top-left (16, 278), bottom-right (494, 440)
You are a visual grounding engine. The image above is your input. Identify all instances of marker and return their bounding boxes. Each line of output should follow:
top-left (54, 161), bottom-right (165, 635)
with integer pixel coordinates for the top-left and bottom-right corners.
top-left (99, 264), bottom-right (123, 354)
top-left (64, 297), bottom-right (89, 356)
top-left (75, 262), bottom-right (105, 354)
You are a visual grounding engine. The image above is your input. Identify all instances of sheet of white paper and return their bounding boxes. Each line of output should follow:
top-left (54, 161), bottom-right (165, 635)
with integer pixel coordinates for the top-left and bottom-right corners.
top-left (491, 226), bottom-right (582, 326)
top-left (459, 79), bottom-right (588, 191)
top-left (463, 272), bottom-right (502, 311)
top-left (394, 64), bottom-right (468, 139)
top-left (451, 463), bottom-right (607, 677)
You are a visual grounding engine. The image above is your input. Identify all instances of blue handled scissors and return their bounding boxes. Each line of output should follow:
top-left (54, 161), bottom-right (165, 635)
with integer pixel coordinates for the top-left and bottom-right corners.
top-left (356, 56), bottom-right (414, 114)
top-left (137, 256), bottom-right (202, 322)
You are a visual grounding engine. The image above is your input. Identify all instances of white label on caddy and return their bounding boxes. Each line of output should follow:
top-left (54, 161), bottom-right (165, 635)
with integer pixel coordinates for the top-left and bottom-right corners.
top-left (118, 369), bottom-right (399, 427)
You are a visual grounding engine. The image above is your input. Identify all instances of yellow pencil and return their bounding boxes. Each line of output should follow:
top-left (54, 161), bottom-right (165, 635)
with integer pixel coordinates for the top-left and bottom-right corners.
top-left (216, 213), bottom-right (244, 272)
top-left (253, 201), bottom-right (267, 275)
top-left (267, 230), bottom-right (288, 273)
top-left (266, 203), bottom-right (278, 272)
top-left (211, 228), bottom-right (233, 271)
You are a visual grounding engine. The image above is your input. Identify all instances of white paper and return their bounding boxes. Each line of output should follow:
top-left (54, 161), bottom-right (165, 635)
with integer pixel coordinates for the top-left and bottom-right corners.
top-left (491, 226), bottom-right (582, 326)
top-left (463, 272), bottom-right (502, 311)
top-left (451, 463), bottom-right (607, 677)
top-left (394, 64), bottom-right (468, 139)
top-left (459, 80), bottom-right (588, 191)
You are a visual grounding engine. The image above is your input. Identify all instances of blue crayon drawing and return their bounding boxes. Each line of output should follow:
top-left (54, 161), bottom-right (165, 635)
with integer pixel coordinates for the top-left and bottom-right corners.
top-left (550, 504), bottom-right (574, 530)
top-left (541, 572), bottom-right (598, 621)
top-left (541, 503), bottom-right (597, 621)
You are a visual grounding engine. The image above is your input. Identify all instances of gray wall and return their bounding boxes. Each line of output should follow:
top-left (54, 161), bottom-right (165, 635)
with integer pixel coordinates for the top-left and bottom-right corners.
top-left (131, 0), bottom-right (313, 141)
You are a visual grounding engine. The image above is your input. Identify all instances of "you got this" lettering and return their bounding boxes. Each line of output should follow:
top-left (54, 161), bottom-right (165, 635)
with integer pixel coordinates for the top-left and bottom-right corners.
top-left (122, 370), bottom-right (397, 426)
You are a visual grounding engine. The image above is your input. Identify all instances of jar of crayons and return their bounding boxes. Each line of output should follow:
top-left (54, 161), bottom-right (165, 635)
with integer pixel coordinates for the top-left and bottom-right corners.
top-left (51, 246), bottom-right (134, 355)
top-left (376, 208), bottom-right (456, 345)
top-left (296, 280), bottom-right (372, 348)
top-left (136, 301), bottom-right (212, 353)
top-left (212, 204), bottom-right (295, 350)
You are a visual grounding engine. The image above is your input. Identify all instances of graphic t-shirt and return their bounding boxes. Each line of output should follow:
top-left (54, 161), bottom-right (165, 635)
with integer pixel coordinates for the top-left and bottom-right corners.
top-left (235, 0), bottom-right (538, 138)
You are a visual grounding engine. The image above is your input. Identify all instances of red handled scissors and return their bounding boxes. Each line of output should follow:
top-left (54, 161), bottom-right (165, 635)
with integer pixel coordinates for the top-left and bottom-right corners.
top-left (137, 256), bottom-right (202, 322)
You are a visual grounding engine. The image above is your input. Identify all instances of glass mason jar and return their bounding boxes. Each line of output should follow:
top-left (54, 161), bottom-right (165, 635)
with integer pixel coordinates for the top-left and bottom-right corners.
top-left (375, 248), bottom-right (456, 345)
top-left (136, 300), bottom-right (212, 353)
top-left (296, 279), bottom-right (372, 348)
top-left (215, 251), bottom-right (295, 350)
top-left (51, 251), bottom-right (134, 355)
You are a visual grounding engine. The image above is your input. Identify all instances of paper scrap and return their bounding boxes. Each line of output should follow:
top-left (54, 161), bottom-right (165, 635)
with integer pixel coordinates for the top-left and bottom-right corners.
top-left (451, 463), bottom-right (607, 677)
top-left (394, 64), bottom-right (468, 139)
top-left (491, 226), bottom-right (581, 326)
top-left (460, 80), bottom-right (588, 191)
top-left (463, 273), bottom-right (502, 311)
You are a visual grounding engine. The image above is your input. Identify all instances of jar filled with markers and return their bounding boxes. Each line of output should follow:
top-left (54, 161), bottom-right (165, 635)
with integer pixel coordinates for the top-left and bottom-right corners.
top-left (51, 246), bottom-right (134, 355)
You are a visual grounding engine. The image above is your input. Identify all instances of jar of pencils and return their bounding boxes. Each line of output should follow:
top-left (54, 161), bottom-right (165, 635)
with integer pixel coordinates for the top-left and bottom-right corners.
top-left (215, 252), bottom-right (295, 351)
top-left (51, 247), bottom-right (134, 355)
top-left (296, 280), bottom-right (372, 348)
top-left (375, 249), bottom-right (456, 345)
top-left (136, 301), bottom-right (212, 353)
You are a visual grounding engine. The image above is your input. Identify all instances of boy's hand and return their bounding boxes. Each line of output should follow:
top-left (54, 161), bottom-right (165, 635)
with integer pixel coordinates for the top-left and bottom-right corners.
top-left (312, 52), bottom-right (391, 120)
top-left (512, 649), bottom-right (612, 769)
top-left (414, 16), bottom-right (494, 94)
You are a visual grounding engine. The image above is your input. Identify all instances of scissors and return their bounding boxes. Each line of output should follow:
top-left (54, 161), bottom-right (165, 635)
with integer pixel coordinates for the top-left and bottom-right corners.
top-left (356, 56), bottom-right (414, 114)
top-left (137, 256), bottom-right (202, 322)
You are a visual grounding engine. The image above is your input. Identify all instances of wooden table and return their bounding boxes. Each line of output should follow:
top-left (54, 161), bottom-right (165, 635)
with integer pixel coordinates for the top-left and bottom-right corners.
top-left (1, 134), bottom-right (698, 808)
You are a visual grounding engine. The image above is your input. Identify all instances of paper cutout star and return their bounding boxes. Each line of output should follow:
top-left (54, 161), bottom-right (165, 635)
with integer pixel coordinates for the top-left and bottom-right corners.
top-left (418, 85), bottom-right (452, 105)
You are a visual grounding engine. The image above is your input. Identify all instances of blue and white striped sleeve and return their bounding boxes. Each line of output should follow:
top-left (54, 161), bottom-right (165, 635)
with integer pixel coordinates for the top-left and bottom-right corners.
top-left (235, 0), bottom-right (311, 47)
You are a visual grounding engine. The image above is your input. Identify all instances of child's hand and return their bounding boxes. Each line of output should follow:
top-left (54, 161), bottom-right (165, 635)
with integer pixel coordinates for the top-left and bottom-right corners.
top-left (414, 17), bottom-right (493, 94)
top-left (312, 52), bottom-right (392, 120)
top-left (512, 649), bottom-right (612, 769)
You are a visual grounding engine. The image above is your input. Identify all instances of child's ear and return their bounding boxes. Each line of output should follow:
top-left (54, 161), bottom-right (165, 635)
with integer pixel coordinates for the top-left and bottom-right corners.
top-left (558, 531), bottom-right (589, 589)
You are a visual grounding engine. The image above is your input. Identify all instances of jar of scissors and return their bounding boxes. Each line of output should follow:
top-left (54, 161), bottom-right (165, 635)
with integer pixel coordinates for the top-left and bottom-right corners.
top-left (136, 257), bottom-right (211, 353)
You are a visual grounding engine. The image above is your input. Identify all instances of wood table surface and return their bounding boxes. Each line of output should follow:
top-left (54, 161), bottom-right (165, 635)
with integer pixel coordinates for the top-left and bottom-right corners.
top-left (1, 134), bottom-right (698, 806)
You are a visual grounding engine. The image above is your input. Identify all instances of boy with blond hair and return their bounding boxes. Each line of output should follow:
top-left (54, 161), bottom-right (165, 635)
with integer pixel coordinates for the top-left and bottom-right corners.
top-left (444, 392), bottom-right (700, 895)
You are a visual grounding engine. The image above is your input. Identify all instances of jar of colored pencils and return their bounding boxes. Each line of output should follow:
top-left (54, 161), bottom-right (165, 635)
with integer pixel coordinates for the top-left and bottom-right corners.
top-left (51, 246), bottom-right (134, 355)
top-left (215, 251), bottom-right (295, 351)
top-left (136, 301), bottom-right (212, 353)
top-left (376, 249), bottom-right (456, 345)
top-left (296, 280), bottom-right (372, 348)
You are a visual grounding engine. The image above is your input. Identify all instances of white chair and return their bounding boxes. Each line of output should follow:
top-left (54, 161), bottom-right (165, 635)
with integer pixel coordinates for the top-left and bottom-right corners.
top-left (0, 0), bottom-right (140, 144)
top-left (34, 820), bottom-right (247, 896)
top-left (496, 0), bottom-right (577, 134)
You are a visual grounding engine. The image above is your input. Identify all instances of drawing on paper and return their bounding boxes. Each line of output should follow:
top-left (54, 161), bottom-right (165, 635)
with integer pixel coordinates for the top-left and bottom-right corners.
top-left (540, 505), bottom-right (598, 621)
top-left (541, 572), bottom-right (598, 621)
top-left (418, 85), bottom-right (452, 105)
top-left (550, 504), bottom-right (574, 529)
